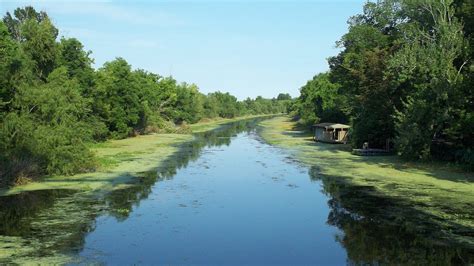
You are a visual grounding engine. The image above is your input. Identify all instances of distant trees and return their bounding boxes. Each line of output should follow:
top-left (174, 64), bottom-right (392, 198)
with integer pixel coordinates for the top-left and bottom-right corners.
top-left (0, 6), bottom-right (292, 187)
top-left (276, 93), bottom-right (291, 101)
top-left (244, 95), bottom-right (290, 115)
top-left (174, 83), bottom-right (204, 124)
top-left (293, 0), bottom-right (473, 167)
top-left (207, 92), bottom-right (239, 118)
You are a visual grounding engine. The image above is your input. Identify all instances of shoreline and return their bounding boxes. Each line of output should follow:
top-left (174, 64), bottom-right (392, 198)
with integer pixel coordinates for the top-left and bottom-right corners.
top-left (0, 115), bottom-right (275, 264)
top-left (0, 114), bottom-right (274, 197)
top-left (258, 116), bottom-right (474, 248)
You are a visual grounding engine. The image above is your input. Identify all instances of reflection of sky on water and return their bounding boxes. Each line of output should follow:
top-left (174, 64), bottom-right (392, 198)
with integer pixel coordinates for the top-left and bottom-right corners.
top-left (79, 130), bottom-right (346, 264)
top-left (1, 118), bottom-right (472, 264)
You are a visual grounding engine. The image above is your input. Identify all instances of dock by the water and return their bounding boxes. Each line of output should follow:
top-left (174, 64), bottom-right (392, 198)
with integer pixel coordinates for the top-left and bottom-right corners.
top-left (352, 148), bottom-right (393, 156)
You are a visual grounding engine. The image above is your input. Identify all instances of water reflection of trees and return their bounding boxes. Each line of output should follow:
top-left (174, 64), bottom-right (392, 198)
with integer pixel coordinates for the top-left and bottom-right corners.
top-left (104, 118), bottom-right (265, 220)
top-left (0, 190), bottom-right (103, 262)
top-left (0, 189), bottom-right (74, 236)
top-left (308, 166), bottom-right (474, 264)
top-left (0, 118), bottom-right (267, 263)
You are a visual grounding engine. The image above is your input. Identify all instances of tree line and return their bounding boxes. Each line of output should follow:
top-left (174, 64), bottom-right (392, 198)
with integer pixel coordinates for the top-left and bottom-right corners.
top-left (292, 0), bottom-right (473, 168)
top-left (0, 7), bottom-right (292, 186)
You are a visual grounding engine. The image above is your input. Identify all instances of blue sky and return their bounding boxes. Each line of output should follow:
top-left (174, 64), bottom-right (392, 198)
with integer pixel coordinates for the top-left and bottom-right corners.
top-left (0, 0), bottom-right (365, 99)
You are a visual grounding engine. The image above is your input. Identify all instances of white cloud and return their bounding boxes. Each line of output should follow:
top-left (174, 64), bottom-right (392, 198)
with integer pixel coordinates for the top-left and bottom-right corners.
top-left (2, 1), bottom-right (186, 27)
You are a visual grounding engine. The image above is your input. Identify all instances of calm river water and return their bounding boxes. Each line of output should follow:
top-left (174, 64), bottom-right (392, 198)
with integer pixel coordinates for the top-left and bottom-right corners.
top-left (0, 119), bottom-right (472, 264)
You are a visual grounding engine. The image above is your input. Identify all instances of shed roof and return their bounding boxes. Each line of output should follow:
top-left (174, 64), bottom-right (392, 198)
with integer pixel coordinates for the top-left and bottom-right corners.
top-left (313, 122), bottom-right (350, 129)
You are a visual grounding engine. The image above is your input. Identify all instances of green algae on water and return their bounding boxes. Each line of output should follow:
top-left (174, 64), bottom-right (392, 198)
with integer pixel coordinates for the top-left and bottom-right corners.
top-left (259, 116), bottom-right (474, 249)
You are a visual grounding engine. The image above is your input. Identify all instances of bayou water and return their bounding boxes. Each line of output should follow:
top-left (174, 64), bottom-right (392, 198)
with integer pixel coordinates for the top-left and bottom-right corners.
top-left (0, 119), bottom-right (472, 264)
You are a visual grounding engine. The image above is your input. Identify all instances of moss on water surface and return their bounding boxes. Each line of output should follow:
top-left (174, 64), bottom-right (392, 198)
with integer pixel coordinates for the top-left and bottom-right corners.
top-left (259, 117), bottom-right (474, 248)
top-left (2, 115), bottom-right (471, 264)
top-left (0, 116), bottom-right (272, 196)
top-left (0, 132), bottom-right (188, 264)
top-left (189, 114), bottom-right (273, 133)
top-left (0, 133), bottom-right (192, 196)
top-left (0, 116), bottom-right (268, 264)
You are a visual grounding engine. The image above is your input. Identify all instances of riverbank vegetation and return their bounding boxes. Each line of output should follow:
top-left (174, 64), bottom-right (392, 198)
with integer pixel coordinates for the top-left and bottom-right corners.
top-left (0, 115), bottom-right (271, 196)
top-left (0, 7), bottom-right (292, 187)
top-left (259, 116), bottom-right (473, 249)
top-left (290, 0), bottom-right (473, 169)
top-left (0, 118), bottom-right (267, 264)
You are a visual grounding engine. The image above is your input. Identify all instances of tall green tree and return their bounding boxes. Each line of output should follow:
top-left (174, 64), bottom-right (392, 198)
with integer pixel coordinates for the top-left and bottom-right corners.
top-left (57, 37), bottom-right (95, 92)
top-left (1, 67), bottom-right (94, 184)
top-left (389, 0), bottom-right (467, 159)
top-left (93, 58), bottom-right (141, 138)
top-left (3, 7), bottom-right (58, 81)
top-left (328, 1), bottom-right (401, 148)
top-left (0, 21), bottom-right (31, 116)
top-left (296, 73), bottom-right (346, 126)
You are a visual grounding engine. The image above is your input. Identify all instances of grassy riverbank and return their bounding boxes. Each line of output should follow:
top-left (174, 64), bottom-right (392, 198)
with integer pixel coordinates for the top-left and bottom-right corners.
top-left (0, 115), bottom-right (272, 264)
top-left (0, 115), bottom-right (270, 196)
top-left (259, 116), bottom-right (474, 247)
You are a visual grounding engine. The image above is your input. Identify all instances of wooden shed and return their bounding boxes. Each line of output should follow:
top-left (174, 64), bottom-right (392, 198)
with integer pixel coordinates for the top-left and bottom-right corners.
top-left (313, 123), bottom-right (350, 144)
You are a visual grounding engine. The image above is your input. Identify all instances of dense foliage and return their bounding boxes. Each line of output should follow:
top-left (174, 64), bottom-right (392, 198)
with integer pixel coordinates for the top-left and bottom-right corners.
top-left (293, 0), bottom-right (473, 168)
top-left (0, 7), bottom-right (291, 186)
